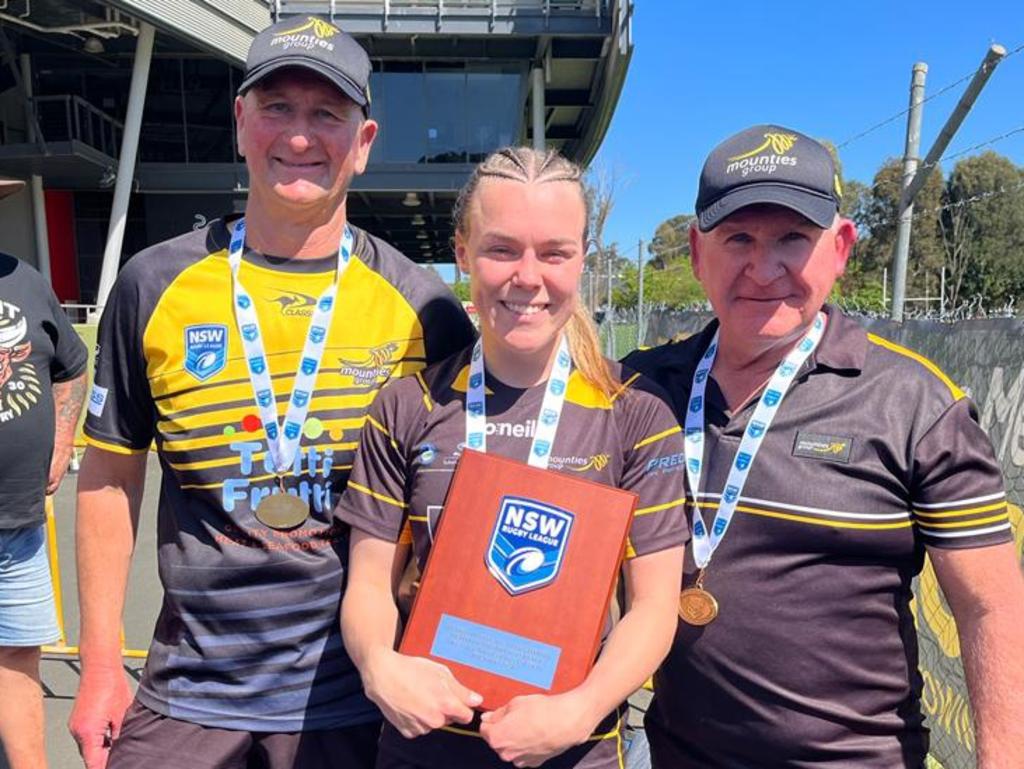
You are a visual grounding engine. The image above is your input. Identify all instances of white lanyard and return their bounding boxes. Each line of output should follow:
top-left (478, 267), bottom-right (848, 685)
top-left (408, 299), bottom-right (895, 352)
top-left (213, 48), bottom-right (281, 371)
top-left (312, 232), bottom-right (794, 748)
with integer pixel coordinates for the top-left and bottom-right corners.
top-left (228, 218), bottom-right (352, 476)
top-left (685, 312), bottom-right (827, 568)
top-left (465, 336), bottom-right (572, 470)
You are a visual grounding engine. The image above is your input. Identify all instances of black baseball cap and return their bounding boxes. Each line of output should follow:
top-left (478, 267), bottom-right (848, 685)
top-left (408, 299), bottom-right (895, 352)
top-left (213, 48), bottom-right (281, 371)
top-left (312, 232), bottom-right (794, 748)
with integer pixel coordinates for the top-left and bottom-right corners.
top-left (238, 16), bottom-right (371, 111)
top-left (695, 124), bottom-right (842, 232)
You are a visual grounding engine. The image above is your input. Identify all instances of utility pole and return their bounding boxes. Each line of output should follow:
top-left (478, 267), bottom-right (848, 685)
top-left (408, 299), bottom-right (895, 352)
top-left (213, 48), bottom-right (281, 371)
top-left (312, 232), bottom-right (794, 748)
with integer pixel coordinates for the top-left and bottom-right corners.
top-left (889, 62), bottom-right (927, 323)
top-left (606, 250), bottom-right (615, 358)
top-left (890, 44), bottom-right (1006, 322)
top-left (636, 239), bottom-right (644, 348)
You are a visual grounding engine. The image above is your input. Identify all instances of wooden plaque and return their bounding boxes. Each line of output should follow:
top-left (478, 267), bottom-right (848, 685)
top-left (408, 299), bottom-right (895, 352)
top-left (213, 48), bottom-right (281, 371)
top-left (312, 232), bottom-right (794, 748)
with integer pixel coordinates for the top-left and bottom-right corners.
top-left (399, 449), bottom-right (637, 710)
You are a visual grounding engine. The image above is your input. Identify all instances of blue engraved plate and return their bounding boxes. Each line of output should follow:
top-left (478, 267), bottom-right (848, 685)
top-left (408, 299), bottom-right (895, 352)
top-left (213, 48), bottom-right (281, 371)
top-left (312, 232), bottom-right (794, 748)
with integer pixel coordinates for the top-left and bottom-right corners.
top-left (431, 614), bottom-right (561, 690)
top-left (486, 496), bottom-right (574, 595)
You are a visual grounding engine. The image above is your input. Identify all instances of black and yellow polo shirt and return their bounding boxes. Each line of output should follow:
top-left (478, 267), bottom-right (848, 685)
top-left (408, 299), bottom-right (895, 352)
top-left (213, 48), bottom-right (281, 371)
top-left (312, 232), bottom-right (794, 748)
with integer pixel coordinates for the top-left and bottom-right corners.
top-left (336, 347), bottom-right (689, 768)
top-left (84, 217), bottom-right (474, 732)
top-left (624, 306), bottom-right (1009, 769)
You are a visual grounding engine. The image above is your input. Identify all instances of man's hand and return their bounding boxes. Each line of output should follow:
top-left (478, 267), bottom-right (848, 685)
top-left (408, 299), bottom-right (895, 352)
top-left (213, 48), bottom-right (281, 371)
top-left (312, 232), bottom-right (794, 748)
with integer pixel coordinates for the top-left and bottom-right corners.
top-left (47, 442), bottom-right (75, 495)
top-left (479, 691), bottom-right (599, 768)
top-left (68, 667), bottom-right (134, 769)
top-left (362, 648), bottom-right (481, 739)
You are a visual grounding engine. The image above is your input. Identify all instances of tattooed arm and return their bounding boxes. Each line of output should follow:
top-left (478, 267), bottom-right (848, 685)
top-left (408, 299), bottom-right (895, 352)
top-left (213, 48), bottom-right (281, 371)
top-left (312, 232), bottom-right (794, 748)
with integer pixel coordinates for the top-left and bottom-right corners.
top-left (48, 371), bottom-right (87, 495)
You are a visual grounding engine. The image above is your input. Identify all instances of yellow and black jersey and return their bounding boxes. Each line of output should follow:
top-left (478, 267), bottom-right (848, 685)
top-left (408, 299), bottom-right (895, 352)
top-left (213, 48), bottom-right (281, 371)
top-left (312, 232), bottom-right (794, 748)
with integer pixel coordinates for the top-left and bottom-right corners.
top-left (624, 305), bottom-right (1010, 769)
top-left (83, 217), bottom-right (474, 732)
top-left (336, 346), bottom-right (688, 768)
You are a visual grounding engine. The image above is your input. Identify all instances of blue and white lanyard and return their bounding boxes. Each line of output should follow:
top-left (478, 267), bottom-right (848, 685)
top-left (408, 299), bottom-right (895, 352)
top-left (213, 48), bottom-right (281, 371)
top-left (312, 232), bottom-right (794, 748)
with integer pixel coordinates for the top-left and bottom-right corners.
top-left (685, 312), bottom-right (827, 568)
top-left (465, 335), bottom-right (572, 470)
top-left (228, 218), bottom-right (352, 475)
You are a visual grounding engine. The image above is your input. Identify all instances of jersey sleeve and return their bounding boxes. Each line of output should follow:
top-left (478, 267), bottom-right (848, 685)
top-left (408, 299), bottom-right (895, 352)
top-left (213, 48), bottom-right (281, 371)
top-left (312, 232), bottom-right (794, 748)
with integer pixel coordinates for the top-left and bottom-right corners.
top-left (82, 262), bottom-right (155, 454)
top-left (617, 373), bottom-right (690, 559)
top-left (334, 380), bottom-right (412, 542)
top-left (41, 278), bottom-right (88, 382)
top-left (911, 397), bottom-right (1011, 549)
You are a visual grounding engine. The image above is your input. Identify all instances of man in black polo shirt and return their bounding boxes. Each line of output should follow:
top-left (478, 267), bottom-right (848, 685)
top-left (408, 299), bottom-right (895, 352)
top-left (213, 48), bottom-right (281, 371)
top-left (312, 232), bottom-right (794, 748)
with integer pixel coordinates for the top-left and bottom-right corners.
top-left (625, 125), bottom-right (1024, 768)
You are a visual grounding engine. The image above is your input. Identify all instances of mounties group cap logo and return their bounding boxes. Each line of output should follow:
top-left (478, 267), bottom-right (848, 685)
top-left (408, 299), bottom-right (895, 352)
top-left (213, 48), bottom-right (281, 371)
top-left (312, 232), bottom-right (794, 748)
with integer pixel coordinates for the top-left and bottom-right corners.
top-left (184, 324), bottom-right (227, 382)
top-left (727, 131), bottom-right (798, 162)
top-left (487, 496), bottom-right (574, 595)
top-left (276, 16), bottom-right (340, 40)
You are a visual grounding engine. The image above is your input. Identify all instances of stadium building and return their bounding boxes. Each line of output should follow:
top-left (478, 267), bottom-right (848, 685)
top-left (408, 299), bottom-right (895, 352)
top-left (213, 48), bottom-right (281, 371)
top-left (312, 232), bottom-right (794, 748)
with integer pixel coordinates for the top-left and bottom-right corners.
top-left (0, 0), bottom-right (633, 310)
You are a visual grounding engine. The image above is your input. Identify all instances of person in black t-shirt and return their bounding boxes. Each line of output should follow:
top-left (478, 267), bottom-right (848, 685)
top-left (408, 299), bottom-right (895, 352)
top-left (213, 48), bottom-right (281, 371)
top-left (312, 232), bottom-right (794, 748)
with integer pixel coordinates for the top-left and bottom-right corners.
top-left (0, 176), bottom-right (89, 769)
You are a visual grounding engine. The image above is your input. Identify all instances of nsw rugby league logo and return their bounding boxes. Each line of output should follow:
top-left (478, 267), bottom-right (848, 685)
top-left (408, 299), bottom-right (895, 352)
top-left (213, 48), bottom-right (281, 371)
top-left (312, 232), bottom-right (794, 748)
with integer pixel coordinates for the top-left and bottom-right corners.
top-left (486, 496), bottom-right (574, 595)
top-left (184, 324), bottom-right (227, 382)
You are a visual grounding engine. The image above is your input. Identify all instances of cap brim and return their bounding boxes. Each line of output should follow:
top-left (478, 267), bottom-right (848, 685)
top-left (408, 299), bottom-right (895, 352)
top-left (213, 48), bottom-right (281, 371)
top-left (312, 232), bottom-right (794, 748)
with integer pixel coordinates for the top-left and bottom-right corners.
top-left (698, 184), bottom-right (837, 232)
top-left (0, 180), bottom-right (26, 201)
top-left (238, 58), bottom-right (367, 108)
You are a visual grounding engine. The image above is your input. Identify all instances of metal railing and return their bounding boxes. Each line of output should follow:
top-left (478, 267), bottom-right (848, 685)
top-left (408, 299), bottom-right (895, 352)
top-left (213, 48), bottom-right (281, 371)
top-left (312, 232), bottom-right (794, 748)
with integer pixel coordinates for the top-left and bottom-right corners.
top-left (277, 0), bottom-right (606, 21)
top-left (32, 95), bottom-right (123, 158)
top-left (62, 303), bottom-right (100, 325)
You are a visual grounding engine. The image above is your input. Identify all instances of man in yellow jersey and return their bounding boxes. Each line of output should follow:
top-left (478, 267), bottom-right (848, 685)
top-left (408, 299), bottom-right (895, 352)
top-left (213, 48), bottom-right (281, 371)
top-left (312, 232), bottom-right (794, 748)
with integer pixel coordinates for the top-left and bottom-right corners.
top-left (625, 125), bottom-right (1024, 768)
top-left (69, 16), bottom-right (474, 769)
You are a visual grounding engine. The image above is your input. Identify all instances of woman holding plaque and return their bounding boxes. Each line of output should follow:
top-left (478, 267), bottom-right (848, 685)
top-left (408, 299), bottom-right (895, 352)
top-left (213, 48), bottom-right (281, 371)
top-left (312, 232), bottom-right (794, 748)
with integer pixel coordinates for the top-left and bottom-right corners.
top-left (336, 147), bottom-right (687, 769)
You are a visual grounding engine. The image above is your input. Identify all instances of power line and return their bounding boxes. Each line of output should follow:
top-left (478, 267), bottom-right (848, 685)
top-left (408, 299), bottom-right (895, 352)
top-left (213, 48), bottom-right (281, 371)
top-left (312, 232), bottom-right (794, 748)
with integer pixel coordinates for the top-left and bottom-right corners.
top-left (836, 40), bottom-right (1024, 150)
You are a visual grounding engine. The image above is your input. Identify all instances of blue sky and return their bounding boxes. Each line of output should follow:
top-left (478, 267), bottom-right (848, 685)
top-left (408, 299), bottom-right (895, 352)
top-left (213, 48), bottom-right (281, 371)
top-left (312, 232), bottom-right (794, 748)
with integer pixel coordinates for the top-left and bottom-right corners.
top-left (596, 0), bottom-right (1024, 254)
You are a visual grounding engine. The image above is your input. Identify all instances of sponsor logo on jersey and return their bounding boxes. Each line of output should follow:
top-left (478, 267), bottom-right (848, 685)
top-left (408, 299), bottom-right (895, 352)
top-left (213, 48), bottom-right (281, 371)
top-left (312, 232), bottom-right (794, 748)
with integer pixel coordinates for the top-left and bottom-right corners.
top-left (645, 452), bottom-right (685, 474)
top-left (184, 324), bottom-right (227, 382)
top-left (268, 290), bottom-right (317, 317)
top-left (487, 496), bottom-right (574, 595)
top-left (88, 384), bottom-right (108, 418)
top-left (339, 342), bottom-right (400, 385)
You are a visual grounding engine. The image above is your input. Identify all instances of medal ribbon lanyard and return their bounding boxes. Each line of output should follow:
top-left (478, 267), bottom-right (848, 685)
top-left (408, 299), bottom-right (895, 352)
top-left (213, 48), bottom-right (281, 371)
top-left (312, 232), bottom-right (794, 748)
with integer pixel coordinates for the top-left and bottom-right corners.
top-left (685, 312), bottom-right (827, 569)
top-left (228, 218), bottom-right (352, 476)
top-left (465, 336), bottom-right (572, 470)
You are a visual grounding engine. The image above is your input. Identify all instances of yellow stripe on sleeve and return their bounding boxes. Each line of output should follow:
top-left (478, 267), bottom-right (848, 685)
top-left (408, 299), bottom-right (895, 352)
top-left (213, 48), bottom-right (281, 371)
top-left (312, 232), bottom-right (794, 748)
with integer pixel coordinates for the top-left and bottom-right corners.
top-left (867, 334), bottom-right (965, 400)
top-left (635, 497), bottom-right (686, 517)
top-left (633, 425), bottom-right (682, 450)
top-left (346, 481), bottom-right (407, 509)
top-left (916, 513), bottom-right (1010, 530)
top-left (366, 415), bottom-right (390, 437)
top-left (414, 371), bottom-right (433, 413)
top-left (83, 435), bottom-right (149, 456)
top-left (913, 501), bottom-right (1007, 519)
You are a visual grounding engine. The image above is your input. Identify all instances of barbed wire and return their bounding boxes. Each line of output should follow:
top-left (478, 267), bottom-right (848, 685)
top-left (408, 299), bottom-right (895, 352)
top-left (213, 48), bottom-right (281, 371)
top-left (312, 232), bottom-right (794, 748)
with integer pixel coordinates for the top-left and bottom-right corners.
top-left (835, 39), bottom-right (1024, 150)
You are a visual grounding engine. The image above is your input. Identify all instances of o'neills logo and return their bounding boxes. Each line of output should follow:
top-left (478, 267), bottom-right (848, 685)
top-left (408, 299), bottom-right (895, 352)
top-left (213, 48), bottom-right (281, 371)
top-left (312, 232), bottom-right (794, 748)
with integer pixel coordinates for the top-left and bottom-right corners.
top-left (272, 17), bottom-right (339, 53)
top-left (726, 132), bottom-right (798, 178)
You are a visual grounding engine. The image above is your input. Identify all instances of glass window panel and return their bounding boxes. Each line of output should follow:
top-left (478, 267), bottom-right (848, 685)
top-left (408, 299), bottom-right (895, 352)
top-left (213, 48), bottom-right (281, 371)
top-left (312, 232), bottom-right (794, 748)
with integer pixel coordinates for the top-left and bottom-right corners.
top-left (377, 68), bottom-right (425, 163)
top-left (424, 70), bottom-right (466, 163)
top-left (466, 66), bottom-right (523, 162)
top-left (181, 60), bottom-right (236, 163)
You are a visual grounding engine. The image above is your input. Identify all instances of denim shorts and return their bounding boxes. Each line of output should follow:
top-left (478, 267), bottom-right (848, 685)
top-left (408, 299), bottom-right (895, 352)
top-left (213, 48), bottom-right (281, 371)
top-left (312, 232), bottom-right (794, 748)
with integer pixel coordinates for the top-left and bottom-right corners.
top-left (0, 524), bottom-right (59, 646)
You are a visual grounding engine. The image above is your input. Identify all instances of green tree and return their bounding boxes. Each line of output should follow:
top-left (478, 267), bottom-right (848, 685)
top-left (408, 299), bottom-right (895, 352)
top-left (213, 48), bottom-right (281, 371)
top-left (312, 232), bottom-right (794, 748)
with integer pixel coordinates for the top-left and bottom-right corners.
top-left (841, 157), bottom-right (944, 302)
top-left (647, 214), bottom-right (694, 268)
top-left (939, 151), bottom-right (1024, 306)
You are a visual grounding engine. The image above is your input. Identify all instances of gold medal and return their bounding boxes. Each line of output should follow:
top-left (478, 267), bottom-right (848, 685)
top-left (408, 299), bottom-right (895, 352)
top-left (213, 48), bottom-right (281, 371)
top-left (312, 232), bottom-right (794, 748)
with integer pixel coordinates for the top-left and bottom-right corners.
top-left (255, 478), bottom-right (308, 530)
top-left (678, 570), bottom-right (718, 626)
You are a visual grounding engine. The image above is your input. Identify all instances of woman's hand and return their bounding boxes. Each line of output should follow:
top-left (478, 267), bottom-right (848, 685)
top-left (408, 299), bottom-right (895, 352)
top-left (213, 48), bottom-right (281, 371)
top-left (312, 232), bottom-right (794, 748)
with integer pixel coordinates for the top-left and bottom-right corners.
top-left (363, 648), bottom-right (482, 738)
top-left (478, 690), bottom-right (601, 767)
